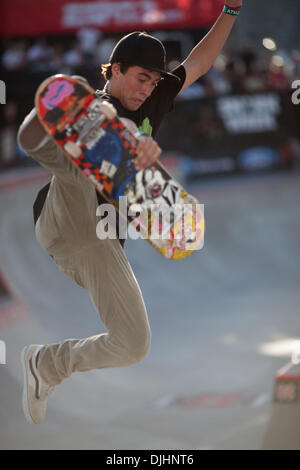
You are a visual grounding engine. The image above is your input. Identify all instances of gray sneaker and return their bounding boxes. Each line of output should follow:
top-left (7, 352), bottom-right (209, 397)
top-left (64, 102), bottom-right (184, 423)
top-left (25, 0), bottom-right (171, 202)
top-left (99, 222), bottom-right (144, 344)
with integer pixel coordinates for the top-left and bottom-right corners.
top-left (21, 344), bottom-right (54, 424)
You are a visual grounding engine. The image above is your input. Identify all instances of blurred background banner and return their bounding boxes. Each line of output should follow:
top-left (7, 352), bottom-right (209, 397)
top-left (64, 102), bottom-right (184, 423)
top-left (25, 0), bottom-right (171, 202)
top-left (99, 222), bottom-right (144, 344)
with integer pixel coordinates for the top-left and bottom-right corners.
top-left (158, 89), bottom-right (299, 176)
top-left (1, 0), bottom-right (224, 37)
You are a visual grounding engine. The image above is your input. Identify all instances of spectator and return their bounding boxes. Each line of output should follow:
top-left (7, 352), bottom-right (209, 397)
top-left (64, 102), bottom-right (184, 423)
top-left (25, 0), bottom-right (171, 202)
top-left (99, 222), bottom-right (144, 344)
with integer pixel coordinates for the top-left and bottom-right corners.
top-left (208, 55), bottom-right (232, 95)
top-left (64, 40), bottom-right (83, 71)
top-left (77, 27), bottom-right (101, 67)
top-left (242, 69), bottom-right (266, 92)
top-left (190, 106), bottom-right (223, 141)
top-left (0, 101), bottom-right (19, 167)
top-left (1, 40), bottom-right (27, 71)
top-left (27, 37), bottom-right (54, 72)
top-left (268, 56), bottom-right (290, 90)
top-left (290, 50), bottom-right (300, 80)
top-left (223, 51), bottom-right (245, 93)
top-left (93, 36), bottom-right (118, 66)
top-left (239, 41), bottom-right (258, 74)
top-left (51, 41), bottom-right (68, 73)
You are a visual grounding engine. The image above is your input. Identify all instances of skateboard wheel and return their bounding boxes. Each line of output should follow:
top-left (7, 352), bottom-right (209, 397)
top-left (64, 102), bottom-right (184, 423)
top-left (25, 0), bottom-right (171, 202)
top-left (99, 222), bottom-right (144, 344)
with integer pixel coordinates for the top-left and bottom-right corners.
top-left (64, 141), bottom-right (81, 158)
top-left (99, 101), bottom-right (117, 119)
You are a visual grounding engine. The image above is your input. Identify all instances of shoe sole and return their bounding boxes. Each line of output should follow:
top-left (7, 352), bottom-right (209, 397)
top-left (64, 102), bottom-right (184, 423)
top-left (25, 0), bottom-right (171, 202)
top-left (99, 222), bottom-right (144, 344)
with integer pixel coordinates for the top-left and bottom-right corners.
top-left (21, 345), bottom-right (35, 424)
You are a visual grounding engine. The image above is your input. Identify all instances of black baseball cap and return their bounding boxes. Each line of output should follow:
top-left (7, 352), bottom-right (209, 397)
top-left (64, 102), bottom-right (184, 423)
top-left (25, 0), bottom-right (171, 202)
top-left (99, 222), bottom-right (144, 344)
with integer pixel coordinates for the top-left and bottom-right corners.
top-left (109, 31), bottom-right (180, 81)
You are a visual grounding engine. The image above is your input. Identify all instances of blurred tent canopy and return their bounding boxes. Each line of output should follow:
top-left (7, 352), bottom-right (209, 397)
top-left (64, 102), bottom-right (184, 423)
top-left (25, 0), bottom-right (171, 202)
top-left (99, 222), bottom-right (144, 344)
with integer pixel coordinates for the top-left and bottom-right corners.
top-left (1, 0), bottom-right (224, 37)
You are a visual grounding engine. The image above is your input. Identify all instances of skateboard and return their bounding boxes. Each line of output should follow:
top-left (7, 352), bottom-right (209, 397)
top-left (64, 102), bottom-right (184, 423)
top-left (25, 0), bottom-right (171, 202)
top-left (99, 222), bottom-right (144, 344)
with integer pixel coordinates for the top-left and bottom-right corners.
top-left (35, 74), bottom-right (204, 260)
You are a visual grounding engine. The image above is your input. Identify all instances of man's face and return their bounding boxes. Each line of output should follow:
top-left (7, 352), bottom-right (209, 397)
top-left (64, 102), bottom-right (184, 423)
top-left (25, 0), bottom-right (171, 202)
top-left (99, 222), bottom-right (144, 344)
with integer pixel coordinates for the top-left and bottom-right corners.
top-left (111, 64), bottom-right (162, 111)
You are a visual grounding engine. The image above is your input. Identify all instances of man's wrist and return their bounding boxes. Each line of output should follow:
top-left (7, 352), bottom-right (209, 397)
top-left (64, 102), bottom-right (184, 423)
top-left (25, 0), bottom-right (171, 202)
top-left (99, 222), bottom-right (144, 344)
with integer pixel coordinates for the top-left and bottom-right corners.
top-left (223, 4), bottom-right (242, 16)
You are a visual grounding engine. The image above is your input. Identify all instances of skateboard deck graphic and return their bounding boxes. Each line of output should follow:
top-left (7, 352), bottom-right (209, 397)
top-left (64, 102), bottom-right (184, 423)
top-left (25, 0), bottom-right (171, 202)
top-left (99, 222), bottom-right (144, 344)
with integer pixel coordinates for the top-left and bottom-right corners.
top-left (35, 74), bottom-right (204, 259)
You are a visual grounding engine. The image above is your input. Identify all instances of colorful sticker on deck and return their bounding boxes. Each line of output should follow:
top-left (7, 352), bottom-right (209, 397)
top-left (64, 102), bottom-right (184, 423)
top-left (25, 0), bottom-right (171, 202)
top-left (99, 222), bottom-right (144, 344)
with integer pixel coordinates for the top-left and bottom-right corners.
top-left (42, 80), bottom-right (74, 110)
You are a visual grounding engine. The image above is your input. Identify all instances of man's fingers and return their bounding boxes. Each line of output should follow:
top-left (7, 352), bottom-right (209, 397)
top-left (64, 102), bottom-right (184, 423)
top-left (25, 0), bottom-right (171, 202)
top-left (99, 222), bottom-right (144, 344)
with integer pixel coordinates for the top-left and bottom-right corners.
top-left (135, 138), bottom-right (162, 170)
top-left (136, 137), bottom-right (161, 158)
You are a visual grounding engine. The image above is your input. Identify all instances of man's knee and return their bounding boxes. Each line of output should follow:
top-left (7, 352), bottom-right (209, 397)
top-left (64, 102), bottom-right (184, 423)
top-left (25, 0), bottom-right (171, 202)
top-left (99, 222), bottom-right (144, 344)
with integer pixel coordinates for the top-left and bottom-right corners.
top-left (125, 327), bottom-right (151, 364)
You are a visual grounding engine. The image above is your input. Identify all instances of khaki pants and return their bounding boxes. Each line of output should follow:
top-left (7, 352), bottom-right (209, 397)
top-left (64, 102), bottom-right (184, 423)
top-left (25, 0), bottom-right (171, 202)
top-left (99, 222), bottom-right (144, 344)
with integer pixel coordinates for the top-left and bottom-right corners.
top-left (18, 113), bottom-right (151, 386)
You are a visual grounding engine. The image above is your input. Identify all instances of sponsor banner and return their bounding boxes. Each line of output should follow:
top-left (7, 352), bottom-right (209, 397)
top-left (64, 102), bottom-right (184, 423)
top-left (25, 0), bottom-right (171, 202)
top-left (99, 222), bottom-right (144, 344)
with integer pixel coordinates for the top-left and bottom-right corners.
top-left (158, 90), bottom-right (299, 176)
top-left (1, 0), bottom-right (223, 37)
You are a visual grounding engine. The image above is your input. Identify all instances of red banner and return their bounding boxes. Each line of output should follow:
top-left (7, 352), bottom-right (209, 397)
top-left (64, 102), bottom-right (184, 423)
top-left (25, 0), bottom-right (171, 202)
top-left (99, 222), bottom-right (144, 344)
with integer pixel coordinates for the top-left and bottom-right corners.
top-left (2, 0), bottom-right (224, 37)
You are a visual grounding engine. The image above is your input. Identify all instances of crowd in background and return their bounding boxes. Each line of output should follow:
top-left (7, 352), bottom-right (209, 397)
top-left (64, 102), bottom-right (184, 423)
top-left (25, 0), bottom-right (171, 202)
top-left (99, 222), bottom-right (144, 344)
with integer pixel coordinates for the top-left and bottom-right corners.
top-left (0, 28), bottom-right (300, 169)
top-left (1, 28), bottom-right (300, 89)
top-left (2, 29), bottom-right (300, 94)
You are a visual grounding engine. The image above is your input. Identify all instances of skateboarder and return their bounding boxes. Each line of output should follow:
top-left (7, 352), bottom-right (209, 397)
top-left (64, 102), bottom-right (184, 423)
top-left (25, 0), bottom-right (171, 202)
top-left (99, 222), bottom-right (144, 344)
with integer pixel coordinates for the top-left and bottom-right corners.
top-left (18, 2), bottom-right (242, 424)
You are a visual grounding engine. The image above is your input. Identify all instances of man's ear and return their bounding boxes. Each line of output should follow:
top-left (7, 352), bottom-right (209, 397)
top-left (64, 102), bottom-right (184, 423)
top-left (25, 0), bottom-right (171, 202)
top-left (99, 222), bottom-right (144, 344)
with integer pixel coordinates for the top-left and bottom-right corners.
top-left (111, 63), bottom-right (121, 78)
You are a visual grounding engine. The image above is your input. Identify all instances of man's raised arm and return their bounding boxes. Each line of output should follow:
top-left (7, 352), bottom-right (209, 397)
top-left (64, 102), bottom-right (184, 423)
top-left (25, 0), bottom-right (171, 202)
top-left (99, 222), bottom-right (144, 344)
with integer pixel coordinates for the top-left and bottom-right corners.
top-left (180, 0), bottom-right (243, 92)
